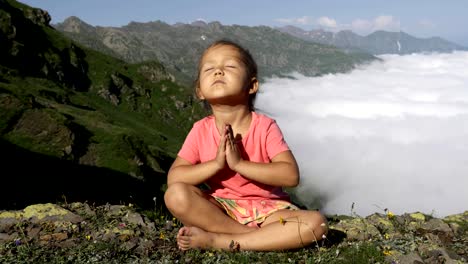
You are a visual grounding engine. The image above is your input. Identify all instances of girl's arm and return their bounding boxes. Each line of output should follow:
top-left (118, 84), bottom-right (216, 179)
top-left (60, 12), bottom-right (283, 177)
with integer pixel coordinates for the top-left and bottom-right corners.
top-left (229, 150), bottom-right (300, 187)
top-left (167, 157), bottom-right (222, 186)
top-left (167, 129), bottom-right (228, 186)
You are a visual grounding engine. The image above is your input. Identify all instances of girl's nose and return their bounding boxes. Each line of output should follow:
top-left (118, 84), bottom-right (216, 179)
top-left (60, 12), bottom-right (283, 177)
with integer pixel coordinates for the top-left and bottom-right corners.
top-left (214, 68), bottom-right (223, 76)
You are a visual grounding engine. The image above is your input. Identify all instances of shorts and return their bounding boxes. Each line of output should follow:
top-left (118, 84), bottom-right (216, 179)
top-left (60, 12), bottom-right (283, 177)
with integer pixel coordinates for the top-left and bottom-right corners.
top-left (213, 196), bottom-right (300, 228)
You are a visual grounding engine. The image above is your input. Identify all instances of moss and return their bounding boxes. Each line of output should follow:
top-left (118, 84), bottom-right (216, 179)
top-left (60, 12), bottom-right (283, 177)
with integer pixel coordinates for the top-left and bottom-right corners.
top-left (409, 212), bottom-right (426, 221)
top-left (23, 203), bottom-right (70, 220)
top-left (0, 211), bottom-right (21, 219)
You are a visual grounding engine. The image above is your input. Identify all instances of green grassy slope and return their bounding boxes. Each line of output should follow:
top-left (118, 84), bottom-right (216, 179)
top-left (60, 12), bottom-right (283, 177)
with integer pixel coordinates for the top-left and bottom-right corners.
top-left (0, 0), bottom-right (206, 209)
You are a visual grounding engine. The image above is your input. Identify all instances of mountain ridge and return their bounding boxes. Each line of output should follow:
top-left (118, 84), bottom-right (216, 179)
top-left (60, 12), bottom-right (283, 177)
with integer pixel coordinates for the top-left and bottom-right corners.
top-left (278, 25), bottom-right (467, 55)
top-left (54, 16), bottom-right (376, 84)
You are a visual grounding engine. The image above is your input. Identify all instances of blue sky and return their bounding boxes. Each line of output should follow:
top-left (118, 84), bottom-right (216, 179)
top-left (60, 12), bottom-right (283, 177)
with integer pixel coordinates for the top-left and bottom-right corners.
top-left (19, 0), bottom-right (468, 46)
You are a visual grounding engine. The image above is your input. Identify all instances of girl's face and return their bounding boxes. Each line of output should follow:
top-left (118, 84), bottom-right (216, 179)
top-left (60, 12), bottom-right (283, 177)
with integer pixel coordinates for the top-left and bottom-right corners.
top-left (197, 45), bottom-right (256, 106)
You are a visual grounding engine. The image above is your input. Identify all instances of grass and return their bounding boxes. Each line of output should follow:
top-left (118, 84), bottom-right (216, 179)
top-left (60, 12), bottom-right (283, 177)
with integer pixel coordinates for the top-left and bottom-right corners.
top-left (0, 201), bottom-right (388, 264)
top-left (0, 238), bottom-right (385, 264)
top-left (2, 199), bottom-right (465, 263)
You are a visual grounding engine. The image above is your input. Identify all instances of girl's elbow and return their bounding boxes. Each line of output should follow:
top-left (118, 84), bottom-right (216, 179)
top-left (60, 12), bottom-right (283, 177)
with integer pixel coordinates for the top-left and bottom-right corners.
top-left (289, 177), bottom-right (300, 187)
top-left (285, 172), bottom-right (300, 187)
top-left (166, 171), bottom-right (178, 186)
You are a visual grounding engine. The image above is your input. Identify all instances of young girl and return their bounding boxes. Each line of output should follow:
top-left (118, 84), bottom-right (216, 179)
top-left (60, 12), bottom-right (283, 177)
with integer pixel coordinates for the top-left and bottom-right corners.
top-left (164, 40), bottom-right (327, 251)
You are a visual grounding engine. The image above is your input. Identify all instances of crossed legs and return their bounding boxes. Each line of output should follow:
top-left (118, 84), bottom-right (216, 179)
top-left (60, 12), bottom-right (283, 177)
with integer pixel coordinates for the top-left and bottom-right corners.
top-left (164, 182), bottom-right (328, 251)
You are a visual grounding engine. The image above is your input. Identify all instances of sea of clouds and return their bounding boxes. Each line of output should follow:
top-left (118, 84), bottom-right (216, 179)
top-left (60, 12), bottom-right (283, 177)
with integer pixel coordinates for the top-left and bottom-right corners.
top-left (256, 51), bottom-right (468, 217)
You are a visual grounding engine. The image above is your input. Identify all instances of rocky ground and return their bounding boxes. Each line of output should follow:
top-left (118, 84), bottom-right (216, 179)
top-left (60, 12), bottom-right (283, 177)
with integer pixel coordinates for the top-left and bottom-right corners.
top-left (0, 202), bottom-right (466, 263)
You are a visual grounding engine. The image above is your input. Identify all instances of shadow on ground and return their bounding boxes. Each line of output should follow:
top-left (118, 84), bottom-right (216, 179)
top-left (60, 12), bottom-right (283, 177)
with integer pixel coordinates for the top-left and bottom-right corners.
top-left (0, 138), bottom-right (168, 210)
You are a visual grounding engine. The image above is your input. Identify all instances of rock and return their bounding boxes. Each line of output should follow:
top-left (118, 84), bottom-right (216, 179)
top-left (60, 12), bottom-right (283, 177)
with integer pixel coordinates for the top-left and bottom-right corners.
top-left (389, 252), bottom-right (424, 264)
top-left (121, 237), bottom-right (139, 251)
top-left (410, 212), bottom-right (426, 222)
top-left (418, 218), bottom-right (454, 244)
top-left (40, 232), bottom-right (68, 242)
top-left (134, 238), bottom-right (155, 256)
top-left (0, 233), bottom-right (12, 243)
top-left (366, 213), bottom-right (400, 239)
top-left (107, 205), bottom-right (127, 217)
top-left (422, 248), bottom-right (460, 264)
top-left (444, 211), bottom-right (468, 223)
top-left (125, 211), bottom-right (145, 227)
top-left (444, 211), bottom-right (468, 235)
top-left (23, 203), bottom-right (83, 224)
top-left (26, 226), bottom-right (41, 239)
top-left (57, 238), bottom-right (79, 248)
top-left (68, 202), bottom-right (96, 217)
top-left (330, 218), bottom-right (380, 241)
top-left (0, 213), bottom-right (19, 232)
top-left (24, 8), bottom-right (51, 26)
top-left (11, 110), bottom-right (75, 157)
top-left (137, 64), bottom-right (168, 83)
top-left (399, 212), bottom-right (428, 232)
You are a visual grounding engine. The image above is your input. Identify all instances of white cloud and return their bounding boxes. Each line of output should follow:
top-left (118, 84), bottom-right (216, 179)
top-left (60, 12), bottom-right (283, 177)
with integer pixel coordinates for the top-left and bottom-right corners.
top-left (276, 15), bottom-right (401, 35)
top-left (317, 16), bottom-right (337, 29)
top-left (275, 16), bottom-right (313, 25)
top-left (256, 51), bottom-right (468, 217)
top-left (350, 15), bottom-right (401, 35)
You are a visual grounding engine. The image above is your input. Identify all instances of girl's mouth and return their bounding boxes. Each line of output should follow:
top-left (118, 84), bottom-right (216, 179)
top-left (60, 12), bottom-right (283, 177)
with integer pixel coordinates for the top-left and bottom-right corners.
top-left (212, 80), bottom-right (226, 85)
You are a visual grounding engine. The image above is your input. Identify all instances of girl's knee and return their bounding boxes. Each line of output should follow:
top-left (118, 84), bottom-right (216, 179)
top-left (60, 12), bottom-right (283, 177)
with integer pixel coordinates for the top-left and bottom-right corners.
top-left (313, 211), bottom-right (328, 237)
top-left (164, 182), bottom-right (193, 212)
top-left (301, 211), bottom-right (328, 237)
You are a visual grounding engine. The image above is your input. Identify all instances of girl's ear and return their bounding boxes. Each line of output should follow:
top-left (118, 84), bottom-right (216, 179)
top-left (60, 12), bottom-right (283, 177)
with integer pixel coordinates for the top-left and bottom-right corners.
top-left (248, 77), bottom-right (259, 95)
top-left (196, 86), bottom-right (205, 99)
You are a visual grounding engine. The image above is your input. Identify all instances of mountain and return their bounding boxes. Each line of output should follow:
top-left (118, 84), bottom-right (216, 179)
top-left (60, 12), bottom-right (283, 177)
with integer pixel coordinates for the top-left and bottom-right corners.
top-left (54, 17), bottom-right (376, 83)
top-left (0, 0), bottom-right (206, 209)
top-left (278, 26), bottom-right (467, 55)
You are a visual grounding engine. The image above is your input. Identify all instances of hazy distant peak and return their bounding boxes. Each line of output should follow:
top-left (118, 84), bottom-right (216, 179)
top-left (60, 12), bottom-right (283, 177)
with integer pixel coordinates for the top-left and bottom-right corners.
top-left (190, 20), bottom-right (207, 27)
top-left (61, 16), bottom-right (88, 26)
top-left (337, 29), bottom-right (354, 34)
top-left (55, 16), bottom-right (93, 33)
top-left (173, 22), bottom-right (185, 28)
top-left (278, 25), bottom-right (304, 32)
top-left (279, 26), bottom-right (467, 54)
top-left (207, 21), bottom-right (222, 27)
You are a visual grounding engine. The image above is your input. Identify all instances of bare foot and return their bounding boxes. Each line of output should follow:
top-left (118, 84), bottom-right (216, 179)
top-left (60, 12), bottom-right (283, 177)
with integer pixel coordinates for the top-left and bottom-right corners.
top-left (177, 226), bottom-right (215, 251)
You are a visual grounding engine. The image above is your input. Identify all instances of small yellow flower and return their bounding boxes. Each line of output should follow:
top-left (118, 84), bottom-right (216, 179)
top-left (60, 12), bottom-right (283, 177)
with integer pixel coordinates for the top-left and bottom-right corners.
top-left (387, 211), bottom-right (395, 219)
top-left (383, 250), bottom-right (393, 256)
top-left (279, 217), bottom-right (286, 225)
top-left (159, 232), bottom-right (166, 239)
top-left (384, 233), bottom-right (390, 239)
top-left (85, 235), bottom-right (92, 241)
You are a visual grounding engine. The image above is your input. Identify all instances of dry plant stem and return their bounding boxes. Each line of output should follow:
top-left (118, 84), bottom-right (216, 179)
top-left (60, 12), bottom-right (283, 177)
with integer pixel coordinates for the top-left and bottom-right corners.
top-left (285, 216), bottom-right (323, 250)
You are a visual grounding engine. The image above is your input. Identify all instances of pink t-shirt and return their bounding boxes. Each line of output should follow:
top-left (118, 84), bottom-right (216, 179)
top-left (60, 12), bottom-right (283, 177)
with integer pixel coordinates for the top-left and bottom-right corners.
top-left (178, 112), bottom-right (291, 200)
